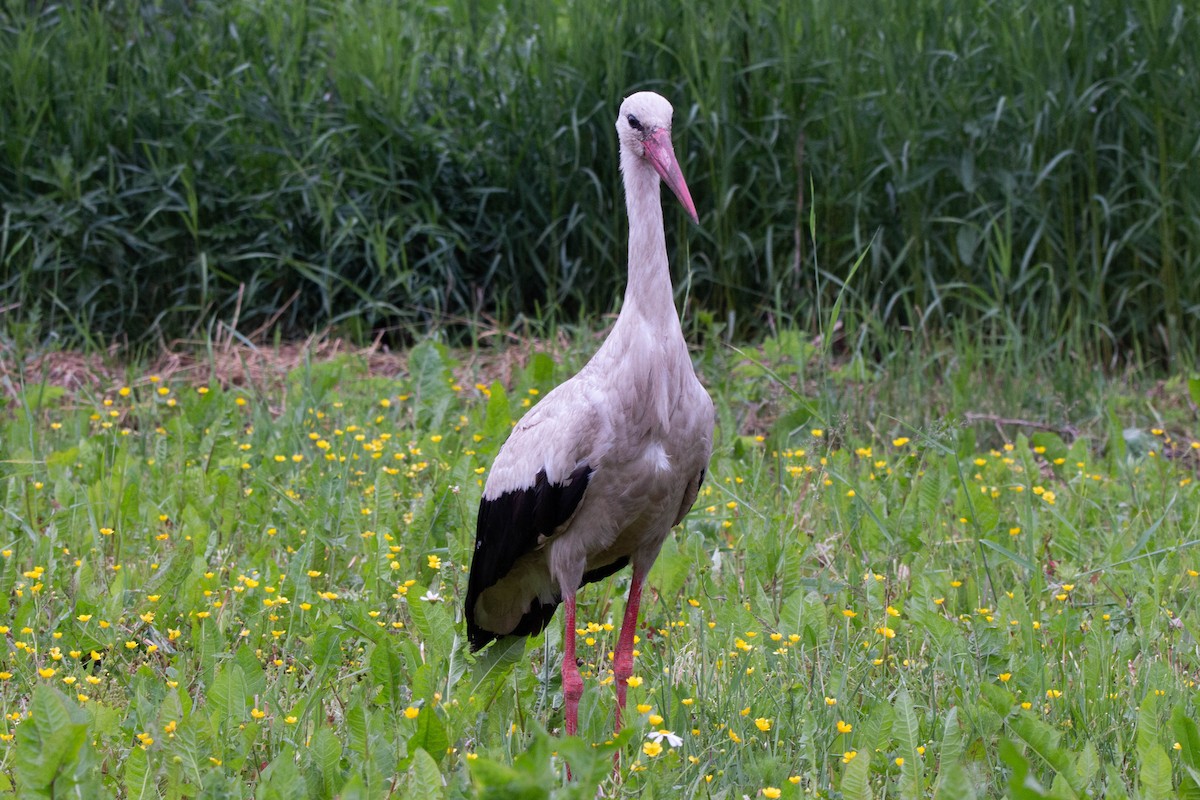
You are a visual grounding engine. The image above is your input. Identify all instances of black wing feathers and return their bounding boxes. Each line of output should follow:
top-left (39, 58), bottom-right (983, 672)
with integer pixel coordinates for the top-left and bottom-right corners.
top-left (465, 464), bottom-right (592, 649)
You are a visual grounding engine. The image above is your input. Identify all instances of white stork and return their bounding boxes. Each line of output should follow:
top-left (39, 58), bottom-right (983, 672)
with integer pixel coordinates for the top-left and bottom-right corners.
top-left (464, 91), bottom-right (714, 736)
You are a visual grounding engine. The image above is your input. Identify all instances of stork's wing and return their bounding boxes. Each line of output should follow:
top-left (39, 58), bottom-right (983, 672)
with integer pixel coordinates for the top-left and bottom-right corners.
top-left (464, 394), bottom-right (606, 650)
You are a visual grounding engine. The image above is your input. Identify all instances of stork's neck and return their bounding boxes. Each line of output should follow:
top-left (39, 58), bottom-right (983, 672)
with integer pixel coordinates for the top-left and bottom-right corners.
top-left (617, 147), bottom-right (680, 333)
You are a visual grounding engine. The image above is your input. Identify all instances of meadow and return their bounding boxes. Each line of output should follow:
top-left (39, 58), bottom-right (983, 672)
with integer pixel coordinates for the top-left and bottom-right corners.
top-left (2, 0), bottom-right (1198, 362)
top-left (0, 333), bottom-right (1198, 798)
top-left (3, 0), bottom-right (1200, 796)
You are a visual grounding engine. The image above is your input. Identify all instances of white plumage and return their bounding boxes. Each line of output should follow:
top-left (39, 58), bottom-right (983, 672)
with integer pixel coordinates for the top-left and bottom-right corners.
top-left (465, 91), bottom-right (714, 737)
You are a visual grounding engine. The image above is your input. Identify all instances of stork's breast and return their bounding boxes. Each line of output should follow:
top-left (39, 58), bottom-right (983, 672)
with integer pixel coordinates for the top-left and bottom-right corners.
top-left (643, 441), bottom-right (672, 472)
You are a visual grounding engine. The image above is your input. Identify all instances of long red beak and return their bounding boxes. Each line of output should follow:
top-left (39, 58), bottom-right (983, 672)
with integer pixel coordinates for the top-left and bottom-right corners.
top-left (643, 129), bottom-right (698, 223)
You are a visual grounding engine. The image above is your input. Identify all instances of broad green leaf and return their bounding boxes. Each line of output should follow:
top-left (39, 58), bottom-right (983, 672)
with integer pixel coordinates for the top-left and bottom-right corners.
top-left (123, 744), bottom-right (152, 800)
top-left (934, 761), bottom-right (977, 800)
top-left (840, 749), bottom-right (872, 800)
top-left (979, 682), bottom-right (1015, 716)
top-left (345, 704), bottom-right (371, 760)
top-left (894, 688), bottom-right (924, 799)
top-left (1073, 742), bottom-right (1099, 796)
top-left (526, 351), bottom-right (557, 388)
top-left (233, 643), bottom-right (267, 698)
top-left (1136, 691), bottom-right (1162, 769)
top-left (404, 748), bottom-right (444, 800)
top-left (939, 706), bottom-right (964, 766)
top-left (482, 381), bottom-right (511, 448)
top-left (1173, 707), bottom-right (1200, 799)
top-left (208, 664), bottom-right (249, 729)
top-left (1182, 766), bottom-right (1200, 800)
top-left (999, 739), bottom-right (1058, 800)
top-left (858, 703), bottom-right (893, 754)
top-left (408, 594), bottom-right (455, 660)
top-left (407, 706), bottom-right (449, 766)
top-left (1102, 764), bottom-right (1130, 800)
top-left (1139, 744), bottom-right (1173, 800)
top-left (14, 686), bottom-right (105, 798)
top-left (409, 340), bottom-right (453, 430)
top-left (648, 533), bottom-right (690, 600)
top-left (470, 636), bottom-right (524, 698)
top-left (258, 747), bottom-right (305, 799)
top-left (308, 727), bottom-right (345, 797)
top-left (368, 640), bottom-right (404, 709)
top-left (1010, 713), bottom-right (1082, 796)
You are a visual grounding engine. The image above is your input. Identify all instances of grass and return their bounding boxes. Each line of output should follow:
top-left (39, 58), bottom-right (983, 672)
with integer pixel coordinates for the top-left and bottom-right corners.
top-left (0, 333), bottom-right (1197, 798)
top-left (1, 0), bottom-right (1198, 363)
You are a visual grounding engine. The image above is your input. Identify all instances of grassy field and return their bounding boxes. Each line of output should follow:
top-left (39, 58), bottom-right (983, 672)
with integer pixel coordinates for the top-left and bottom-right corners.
top-left (2, 0), bottom-right (1198, 362)
top-left (0, 334), bottom-right (1197, 798)
top-left (3, 4), bottom-right (1200, 795)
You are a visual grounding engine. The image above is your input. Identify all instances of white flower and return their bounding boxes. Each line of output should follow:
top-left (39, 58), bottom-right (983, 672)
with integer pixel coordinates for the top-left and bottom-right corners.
top-left (646, 729), bottom-right (682, 748)
top-left (420, 590), bottom-right (441, 603)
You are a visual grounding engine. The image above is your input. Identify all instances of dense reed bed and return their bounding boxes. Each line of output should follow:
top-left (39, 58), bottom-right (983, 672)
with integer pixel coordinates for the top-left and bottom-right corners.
top-left (1, 0), bottom-right (1197, 362)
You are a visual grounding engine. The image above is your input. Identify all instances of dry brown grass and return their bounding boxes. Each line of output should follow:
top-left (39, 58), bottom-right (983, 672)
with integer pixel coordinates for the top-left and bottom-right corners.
top-left (0, 323), bottom-right (582, 406)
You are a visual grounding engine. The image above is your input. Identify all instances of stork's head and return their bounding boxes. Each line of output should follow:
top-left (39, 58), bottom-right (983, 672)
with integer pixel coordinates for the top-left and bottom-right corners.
top-left (617, 91), bottom-right (698, 223)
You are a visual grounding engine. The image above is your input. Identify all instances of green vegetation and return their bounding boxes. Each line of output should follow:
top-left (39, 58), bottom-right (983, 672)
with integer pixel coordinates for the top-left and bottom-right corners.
top-left (0, 337), bottom-right (1197, 797)
top-left (2, 0), bottom-right (1200, 796)
top-left (2, 0), bottom-right (1198, 361)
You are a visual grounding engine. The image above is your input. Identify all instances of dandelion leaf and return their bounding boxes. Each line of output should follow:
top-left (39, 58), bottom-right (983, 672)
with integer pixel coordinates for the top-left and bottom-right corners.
top-left (408, 592), bottom-right (455, 659)
top-left (45, 445), bottom-right (79, 469)
top-left (208, 663), bottom-right (248, 730)
top-left (258, 747), bottom-right (305, 799)
top-left (344, 704), bottom-right (372, 761)
top-left (1072, 741), bottom-right (1100, 796)
top-left (407, 705), bottom-right (449, 767)
top-left (1009, 713), bottom-right (1078, 795)
top-left (1139, 745), bottom-right (1173, 800)
top-left (409, 340), bottom-right (454, 430)
top-left (469, 634), bottom-right (524, 697)
top-left (1173, 706), bottom-right (1200, 798)
top-left (939, 705), bottom-right (964, 766)
top-left (933, 761), bottom-right (976, 800)
top-left (467, 753), bottom-right (545, 798)
top-left (15, 685), bottom-right (104, 799)
top-left (482, 381), bottom-right (511, 450)
top-left (858, 704), bottom-right (893, 756)
top-left (840, 748), bottom-right (872, 800)
top-left (197, 615), bottom-right (224, 686)
top-left (309, 627), bottom-right (343, 673)
top-left (979, 682), bottom-right (1014, 716)
top-left (468, 726), bottom-right (558, 798)
top-left (917, 468), bottom-right (946, 518)
top-left (368, 640), bottom-right (404, 709)
top-left (526, 351), bottom-right (557, 388)
top-left (334, 772), bottom-right (370, 800)
top-left (123, 734), bottom-right (152, 800)
top-left (894, 688), bottom-right (924, 798)
top-left (801, 592), bottom-right (830, 647)
top-left (997, 739), bottom-right (1067, 799)
top-left (305, 727), bottom-right (346, 797)
top-left (1102, 764), bottom-right (1130, 800)
top-left (233, 643), bottom-right (266, 698)
top-left (1136, 690), bottom-right (1162, 769)
top-left (556, 728), bottom-right (633, 791)
top-left (648, 532), bottom-right (689, 601)
top-left (402, 748), bottom-right (445, 799)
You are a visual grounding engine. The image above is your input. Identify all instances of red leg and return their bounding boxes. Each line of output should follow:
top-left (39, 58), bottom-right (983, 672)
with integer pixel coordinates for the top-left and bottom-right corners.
top-left (562, 594), bottom-right (583, 736)
top-left (611, 569), bottom-right (645, 733)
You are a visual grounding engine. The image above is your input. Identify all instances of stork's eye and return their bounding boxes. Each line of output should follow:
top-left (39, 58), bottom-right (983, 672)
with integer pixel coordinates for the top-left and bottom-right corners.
top-left (626, 114), bottom-right (643, 131)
